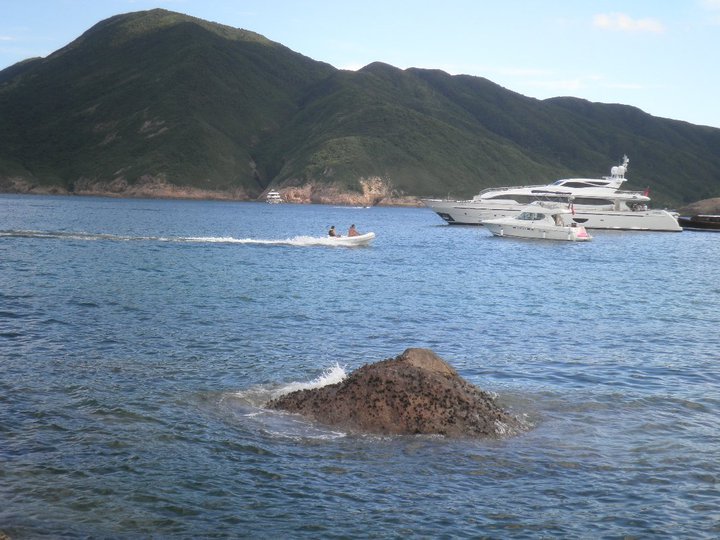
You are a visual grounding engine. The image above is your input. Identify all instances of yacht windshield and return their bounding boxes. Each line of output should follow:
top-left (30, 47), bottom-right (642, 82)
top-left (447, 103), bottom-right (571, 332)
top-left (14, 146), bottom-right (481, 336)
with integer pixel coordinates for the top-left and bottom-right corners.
top-left (517, 212), bottom-right (544, 220)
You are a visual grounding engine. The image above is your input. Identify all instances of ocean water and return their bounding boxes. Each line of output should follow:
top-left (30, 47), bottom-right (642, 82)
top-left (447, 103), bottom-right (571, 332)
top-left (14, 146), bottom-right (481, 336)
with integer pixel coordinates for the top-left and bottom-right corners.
top-left (1, 194), bottom-right (718, 538)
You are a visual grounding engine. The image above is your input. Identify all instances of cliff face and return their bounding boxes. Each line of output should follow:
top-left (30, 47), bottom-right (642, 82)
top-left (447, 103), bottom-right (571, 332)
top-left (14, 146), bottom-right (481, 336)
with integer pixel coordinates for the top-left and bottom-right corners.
top-left (275, 177), bottom-right (424, 206)
top-left (267, 348), bottom-right (523, 437)
top-left (0, 175), bottom-right (424, 205)
top-left (677, 197), bottom-right (720, 215)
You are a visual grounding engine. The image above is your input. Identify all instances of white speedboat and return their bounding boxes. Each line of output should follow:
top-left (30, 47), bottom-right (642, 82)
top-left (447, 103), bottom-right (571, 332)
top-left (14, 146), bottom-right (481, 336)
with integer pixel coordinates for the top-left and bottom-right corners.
top-left (423, 156), bottom-right (681, 231)
top-left (328, 232), bottom-right (376, 246)
top-left (266, 190), bottom-right (283, 203)
top-left (482, 203), bottom-right (592, 241)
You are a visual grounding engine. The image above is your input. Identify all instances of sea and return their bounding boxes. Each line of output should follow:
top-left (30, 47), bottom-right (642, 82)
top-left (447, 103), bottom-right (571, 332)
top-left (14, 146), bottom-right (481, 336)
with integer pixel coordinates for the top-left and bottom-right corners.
top-left (1, 193), bottom-right (718, 538)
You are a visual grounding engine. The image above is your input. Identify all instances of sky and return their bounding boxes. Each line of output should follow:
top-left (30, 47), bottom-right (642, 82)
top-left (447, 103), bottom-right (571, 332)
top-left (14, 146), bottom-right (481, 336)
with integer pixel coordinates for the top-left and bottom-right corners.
top-left (1, 0), bottom-right (719, 128)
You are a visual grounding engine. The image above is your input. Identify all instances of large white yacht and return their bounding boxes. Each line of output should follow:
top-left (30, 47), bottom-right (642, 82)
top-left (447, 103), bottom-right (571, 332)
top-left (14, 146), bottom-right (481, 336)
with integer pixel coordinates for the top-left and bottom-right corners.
top-left (422, 156), bottom-right (682, 231)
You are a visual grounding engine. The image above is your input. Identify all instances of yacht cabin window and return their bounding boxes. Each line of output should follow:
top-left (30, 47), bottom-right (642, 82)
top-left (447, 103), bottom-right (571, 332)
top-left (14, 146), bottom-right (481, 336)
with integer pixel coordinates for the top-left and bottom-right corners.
top-left (488, 194), bottom-right (569, 204)
top-left (551, 180), bottom-right (611, 188)
top-left (571, 197), bottom-right (614, 206)
top-left (517, 212), bottom-right (545, 221)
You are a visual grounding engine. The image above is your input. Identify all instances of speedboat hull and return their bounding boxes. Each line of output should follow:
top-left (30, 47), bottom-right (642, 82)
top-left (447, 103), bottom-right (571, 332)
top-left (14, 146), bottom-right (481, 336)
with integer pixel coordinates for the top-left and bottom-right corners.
top-left (482, 219), bottom-right (592, 241)
top-left (328, 232), bottom-right (376, 246)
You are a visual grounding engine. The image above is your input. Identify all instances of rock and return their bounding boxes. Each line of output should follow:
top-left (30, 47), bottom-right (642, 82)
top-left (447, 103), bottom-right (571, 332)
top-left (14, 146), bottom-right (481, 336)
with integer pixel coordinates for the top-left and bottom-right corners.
top-left (266, 348), bottom-right (522, 437)
top-left (677, 197), bottom-right (720, 216)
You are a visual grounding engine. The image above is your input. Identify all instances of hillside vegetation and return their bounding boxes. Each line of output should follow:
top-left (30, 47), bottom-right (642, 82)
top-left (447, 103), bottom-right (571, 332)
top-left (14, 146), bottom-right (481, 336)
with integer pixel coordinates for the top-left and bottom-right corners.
top-left (1, 8), bottom-right (719, 207)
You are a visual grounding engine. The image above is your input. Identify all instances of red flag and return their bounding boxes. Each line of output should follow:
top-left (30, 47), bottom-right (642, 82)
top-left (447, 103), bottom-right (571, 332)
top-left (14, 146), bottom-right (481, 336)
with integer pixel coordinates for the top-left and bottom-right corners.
top-left (643, 186), bottom-right (650, 197)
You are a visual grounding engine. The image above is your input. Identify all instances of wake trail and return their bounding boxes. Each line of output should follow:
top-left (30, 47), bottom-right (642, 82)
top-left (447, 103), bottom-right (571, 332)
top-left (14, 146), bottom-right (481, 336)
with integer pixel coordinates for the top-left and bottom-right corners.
top-left (0, 230), bottom-right (358, 247)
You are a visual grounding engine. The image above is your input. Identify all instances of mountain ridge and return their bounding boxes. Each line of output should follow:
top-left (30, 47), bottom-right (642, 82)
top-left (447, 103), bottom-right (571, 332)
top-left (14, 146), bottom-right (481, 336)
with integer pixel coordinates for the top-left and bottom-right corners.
top-left (1, 8), bottom-right (719, 207)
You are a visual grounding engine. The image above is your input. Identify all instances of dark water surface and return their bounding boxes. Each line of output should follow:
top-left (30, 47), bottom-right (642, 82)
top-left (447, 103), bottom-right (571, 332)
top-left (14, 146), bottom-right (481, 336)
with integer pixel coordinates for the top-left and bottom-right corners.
top-left (1, 194), bottom-right (719, 538)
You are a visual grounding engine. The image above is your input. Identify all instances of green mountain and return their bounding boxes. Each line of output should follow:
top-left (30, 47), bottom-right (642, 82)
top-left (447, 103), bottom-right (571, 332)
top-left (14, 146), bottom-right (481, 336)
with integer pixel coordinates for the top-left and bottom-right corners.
top-left (1, 8), bottom-right (719, 207)
top-left (0, 9), bottom-right (334, 198)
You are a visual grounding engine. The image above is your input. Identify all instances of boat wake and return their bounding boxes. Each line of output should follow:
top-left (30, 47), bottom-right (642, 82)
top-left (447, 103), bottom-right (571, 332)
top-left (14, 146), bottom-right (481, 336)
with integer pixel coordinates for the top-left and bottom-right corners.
top-left (0, 229), bottom-right (367, 247)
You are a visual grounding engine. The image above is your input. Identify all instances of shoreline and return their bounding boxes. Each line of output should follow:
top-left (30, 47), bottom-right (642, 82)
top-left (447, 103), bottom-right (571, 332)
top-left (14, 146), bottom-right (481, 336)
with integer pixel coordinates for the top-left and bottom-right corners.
top-left (5, 182), bottom-right (716, 213)
top-left (0, 176), bottom-right (427, 207)
top-left (0, 186), bottom-right (427, 208)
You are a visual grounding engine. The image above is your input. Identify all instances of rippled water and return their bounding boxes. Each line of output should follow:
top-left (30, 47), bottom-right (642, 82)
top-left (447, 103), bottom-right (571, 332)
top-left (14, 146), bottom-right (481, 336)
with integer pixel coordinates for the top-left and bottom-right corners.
top-left (1, 194), bottom-right (719, 538)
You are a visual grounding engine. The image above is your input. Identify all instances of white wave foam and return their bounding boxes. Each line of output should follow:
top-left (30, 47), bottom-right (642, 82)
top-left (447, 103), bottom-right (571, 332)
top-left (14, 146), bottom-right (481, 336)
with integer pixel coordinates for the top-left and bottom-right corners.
top-left (272, 362), bottom-right (348, 398)
top-left (181, 235), bottom-right (337, 246)
top-left (181, 236), bottom-right (286, 244)
top-left (229, 363), bottom-right (348, 407)
top-left (222, 363), bottom-right (349, 439)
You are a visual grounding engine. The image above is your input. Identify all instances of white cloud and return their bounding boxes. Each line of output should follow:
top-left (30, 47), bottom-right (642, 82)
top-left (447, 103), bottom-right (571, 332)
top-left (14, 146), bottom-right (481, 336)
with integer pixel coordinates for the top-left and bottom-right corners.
top-left (699, 0), bottom-right (720, 24)
top-left (593, 13), bottom-right (665, 33)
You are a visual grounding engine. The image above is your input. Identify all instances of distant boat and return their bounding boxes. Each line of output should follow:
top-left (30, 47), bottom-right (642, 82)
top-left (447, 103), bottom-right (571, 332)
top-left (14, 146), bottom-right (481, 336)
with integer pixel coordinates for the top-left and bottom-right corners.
top-left (266, 190), bottom-right (283, 204)
top-left (481, 202), bottom-right (592, 242)
top-left (677, 215), bottom-right (720, 231)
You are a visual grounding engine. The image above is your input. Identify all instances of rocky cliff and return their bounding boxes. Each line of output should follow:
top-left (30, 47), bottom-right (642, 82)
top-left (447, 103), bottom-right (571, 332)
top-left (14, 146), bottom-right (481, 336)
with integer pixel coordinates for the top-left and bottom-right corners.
top-left (677, 197), bottom-right (720, 215)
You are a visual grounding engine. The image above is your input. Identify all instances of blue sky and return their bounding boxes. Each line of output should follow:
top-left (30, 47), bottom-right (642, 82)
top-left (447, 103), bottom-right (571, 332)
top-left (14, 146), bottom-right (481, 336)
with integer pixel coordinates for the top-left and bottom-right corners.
top-left (1, 0), bottom-right (719, 128)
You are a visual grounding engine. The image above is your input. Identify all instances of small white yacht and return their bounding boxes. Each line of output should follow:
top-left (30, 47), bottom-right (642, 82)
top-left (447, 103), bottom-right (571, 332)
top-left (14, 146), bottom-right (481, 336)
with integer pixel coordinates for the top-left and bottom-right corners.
top-left (482, 202), bottom-right (592, 242)
top-left (266, 190), bottom-right (283, 204)
top-left (423, 156), bottom-right (681, 231)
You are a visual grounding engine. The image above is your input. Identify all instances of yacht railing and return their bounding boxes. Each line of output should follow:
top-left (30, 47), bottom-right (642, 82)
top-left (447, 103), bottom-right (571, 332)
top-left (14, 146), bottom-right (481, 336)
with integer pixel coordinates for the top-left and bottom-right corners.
top-left (474, 184), bottom-right (547, 197)
top-left (427, 186), bottom-right (648, 203)
top-left (470, 186), bottom-right (647, 200)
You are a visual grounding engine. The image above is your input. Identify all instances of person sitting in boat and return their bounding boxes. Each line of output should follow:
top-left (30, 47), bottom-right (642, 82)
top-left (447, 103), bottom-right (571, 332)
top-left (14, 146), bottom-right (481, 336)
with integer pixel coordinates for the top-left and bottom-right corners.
top-left (348, 224), bottom-right (360, 237)
top-left (328, 225), bottom-right (339, 237)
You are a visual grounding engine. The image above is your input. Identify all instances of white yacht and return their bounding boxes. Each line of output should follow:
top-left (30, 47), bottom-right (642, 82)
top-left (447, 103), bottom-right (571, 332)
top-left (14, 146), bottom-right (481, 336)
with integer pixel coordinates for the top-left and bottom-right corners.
top-left (423, 156), bottom-right (681, 231)
top-left (482, 202), bottom-right (592, 242)
top-left (266, 190), bottom-right (283, 204)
